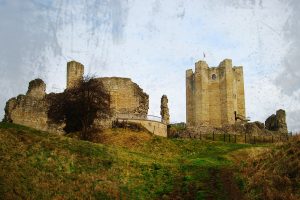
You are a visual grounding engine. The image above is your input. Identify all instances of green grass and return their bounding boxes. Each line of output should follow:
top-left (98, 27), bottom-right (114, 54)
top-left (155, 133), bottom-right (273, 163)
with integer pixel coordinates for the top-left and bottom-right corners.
top-left (0, 122), bottom-right (268, 199)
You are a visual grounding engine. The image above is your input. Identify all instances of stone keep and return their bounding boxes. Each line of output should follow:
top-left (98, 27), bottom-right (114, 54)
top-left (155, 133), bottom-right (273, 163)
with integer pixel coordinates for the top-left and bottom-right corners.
top-left (186, 59), bottom-right (246, 128)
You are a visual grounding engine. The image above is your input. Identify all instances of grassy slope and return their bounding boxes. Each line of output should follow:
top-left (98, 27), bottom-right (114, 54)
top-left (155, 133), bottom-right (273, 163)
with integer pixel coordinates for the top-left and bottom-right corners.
top-left (0, 122), bottom-right (264, 200)
top-left (237, 138), bottom-right (300, 200)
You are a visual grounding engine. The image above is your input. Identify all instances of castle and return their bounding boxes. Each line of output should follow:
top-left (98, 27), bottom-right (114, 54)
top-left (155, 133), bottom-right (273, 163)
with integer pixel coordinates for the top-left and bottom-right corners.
top-left (3, 59), bottom-right (288, 137)
top-left (4, 61), bottom-right (168, 137)
top-left (186, 59), bottom-right (246, 128)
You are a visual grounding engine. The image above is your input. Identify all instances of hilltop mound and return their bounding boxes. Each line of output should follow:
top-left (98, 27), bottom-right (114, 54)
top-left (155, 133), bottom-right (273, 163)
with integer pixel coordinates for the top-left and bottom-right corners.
top-left (0, 122), bottom-right (274, 199)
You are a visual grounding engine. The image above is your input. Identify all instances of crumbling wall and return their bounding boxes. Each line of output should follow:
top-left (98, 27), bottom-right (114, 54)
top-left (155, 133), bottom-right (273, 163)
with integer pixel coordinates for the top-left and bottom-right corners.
top-left (160, 95), bottom-right (170, 124)
top-left (176, 109), bottom-right (288, 138)
top-left (97, 77), bottom-right (149, 119)
top-left (3, 79), bottom-right (65, 134)
top-left (26, 79), bottom-right (46, 99)
top-left (265, 109), bottom-right (288, 135)
top-left (66, 61), bottom-right (84, 89)
top-left (3, 61), bottom-right (150, 135)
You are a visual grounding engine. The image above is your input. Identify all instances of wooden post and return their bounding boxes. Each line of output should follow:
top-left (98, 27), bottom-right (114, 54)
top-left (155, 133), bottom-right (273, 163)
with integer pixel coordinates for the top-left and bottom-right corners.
top-left (213, 131), bottom-right (215, 141)
top-left (245, 134), bottom-right (247, 144)
top-left (235, 134), bottom-right (237, 143)
top-left (224, 133), bottom-right (226, 142)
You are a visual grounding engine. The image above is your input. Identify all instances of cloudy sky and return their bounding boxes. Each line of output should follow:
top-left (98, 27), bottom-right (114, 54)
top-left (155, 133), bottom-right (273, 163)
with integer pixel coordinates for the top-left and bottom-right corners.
top-left (0, 0), bottom-right (299, 132)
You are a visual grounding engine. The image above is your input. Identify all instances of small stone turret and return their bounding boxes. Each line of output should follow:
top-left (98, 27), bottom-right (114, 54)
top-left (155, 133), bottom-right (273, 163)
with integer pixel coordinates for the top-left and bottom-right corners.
top-left (160, 95), bottom-right (170, 124)
top-left (26, 79), bottom-right (46, 99)
top-left (67, 61), bottom-right (84, 88)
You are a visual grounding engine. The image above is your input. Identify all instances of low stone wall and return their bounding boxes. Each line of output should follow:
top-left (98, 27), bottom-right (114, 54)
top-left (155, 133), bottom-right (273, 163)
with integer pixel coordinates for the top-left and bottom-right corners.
top-left (116, 118), bottom-right (167, 137)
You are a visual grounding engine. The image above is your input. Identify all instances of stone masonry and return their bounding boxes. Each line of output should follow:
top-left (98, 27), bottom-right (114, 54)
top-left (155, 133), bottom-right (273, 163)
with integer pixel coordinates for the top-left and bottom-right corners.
top-left (4, 79), bottom-right (65, 134)
top-left (265, 109), bottom-right (288, 135)
top-left (160, 95), bottom-right (170, 124)
top-left (65, 61), bottom-right (149, 119)
top-left (186, 59), bottom-right (246, 128)
top-left (95, 77), bottom-right (149, 119)
top-left (66, 61), bottom-right (84, 88)
top-left (4, 61), bottom-right (149, 134)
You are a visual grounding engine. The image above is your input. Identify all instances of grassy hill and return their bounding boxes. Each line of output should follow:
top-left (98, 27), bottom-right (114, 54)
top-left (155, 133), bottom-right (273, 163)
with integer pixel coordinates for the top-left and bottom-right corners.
top-left (0, 122), bottom-right (295, 200)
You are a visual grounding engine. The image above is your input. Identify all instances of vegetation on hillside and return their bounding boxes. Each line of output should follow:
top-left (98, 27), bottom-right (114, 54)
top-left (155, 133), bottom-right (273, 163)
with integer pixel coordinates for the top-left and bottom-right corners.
top-left (238, 136), bottom-right (300, 200)
top-left (0, 122), bottom-right (255, 199)
top-left (1, 122), bottom-right (298, 199)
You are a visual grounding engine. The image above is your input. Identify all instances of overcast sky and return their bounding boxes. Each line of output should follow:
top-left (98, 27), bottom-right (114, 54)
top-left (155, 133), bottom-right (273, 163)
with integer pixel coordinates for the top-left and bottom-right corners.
top-left (0, 0), bottom-right (299, 132)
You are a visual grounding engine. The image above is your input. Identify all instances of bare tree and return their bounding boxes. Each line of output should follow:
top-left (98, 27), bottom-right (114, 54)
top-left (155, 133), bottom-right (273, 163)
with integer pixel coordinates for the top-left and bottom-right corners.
top-left (48, 76), bottom-right (110, 140)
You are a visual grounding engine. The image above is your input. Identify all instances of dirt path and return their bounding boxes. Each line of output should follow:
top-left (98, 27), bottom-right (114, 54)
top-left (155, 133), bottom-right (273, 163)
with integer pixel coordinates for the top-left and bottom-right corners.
top-left (206, 168), bottom-right (245, 200)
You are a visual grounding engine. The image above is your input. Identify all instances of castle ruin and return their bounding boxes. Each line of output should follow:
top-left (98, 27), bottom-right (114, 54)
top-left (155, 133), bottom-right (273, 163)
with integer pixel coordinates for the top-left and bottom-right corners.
top-left (4, 61), bottom-right (167, 137)
top-left (66, 61), bottom-right (149, 119)
top-left (186, 59), bottom-right (246, 128)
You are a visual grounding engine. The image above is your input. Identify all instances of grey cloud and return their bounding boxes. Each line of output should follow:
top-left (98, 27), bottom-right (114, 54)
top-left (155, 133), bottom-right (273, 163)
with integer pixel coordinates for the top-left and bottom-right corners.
top-left (275, 0), bottom-right (300, 95)
top-left (152, 0), bottom-right (161, 14)
top-left (0, 0), bottom-right (129, 119)
top-left (110, 0), bottom-right (128, 43)
top-left (176, 2), bottom-right (185, 19)
top-left (287, 110), bottom-right (300, 133)
top-left (0, 0), bottom-right (60, 89)
top-left (226, 0), bottom-right (263, 9)
top-left (0, 0), bottom-right (61, 120)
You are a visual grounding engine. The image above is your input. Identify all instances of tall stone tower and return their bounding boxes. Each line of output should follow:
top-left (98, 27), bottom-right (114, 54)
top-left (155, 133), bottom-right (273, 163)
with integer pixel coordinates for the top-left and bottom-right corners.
top-left (66, 61), bottom-right (84, 89)
top-left (186, 59), bottom-right (246, 128)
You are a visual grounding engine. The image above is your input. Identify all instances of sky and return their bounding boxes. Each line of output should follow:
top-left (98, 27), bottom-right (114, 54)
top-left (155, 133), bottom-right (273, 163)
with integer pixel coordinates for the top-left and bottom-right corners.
top-left (0, 0), bottom-right (299, 132)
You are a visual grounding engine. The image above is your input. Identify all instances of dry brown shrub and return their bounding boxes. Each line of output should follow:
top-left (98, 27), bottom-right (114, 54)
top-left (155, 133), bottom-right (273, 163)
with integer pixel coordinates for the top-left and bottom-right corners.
top-left (240, 140), bottom-right (300, 200)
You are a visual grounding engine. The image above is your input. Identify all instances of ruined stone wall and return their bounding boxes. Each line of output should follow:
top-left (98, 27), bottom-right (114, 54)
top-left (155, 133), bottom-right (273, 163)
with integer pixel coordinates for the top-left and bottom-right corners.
top-left (265, 109), bottom-right (288, 135)
top-left (160, 95), bottom-right (170, 124)
top-left (186, 59), bottom-right (246, 128)
top-left (67, 61), bottom-right (84, 89)
top-left (96, 77), bottom-right (149, 119)
top-left (4, 79), bottom-right (65, 134)
top-left (4, 61), bottom-right (149, 135)
top-left (66, 61), bottom-right (149, 119)
top-left (117, 118), bottom-right (167, 137)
